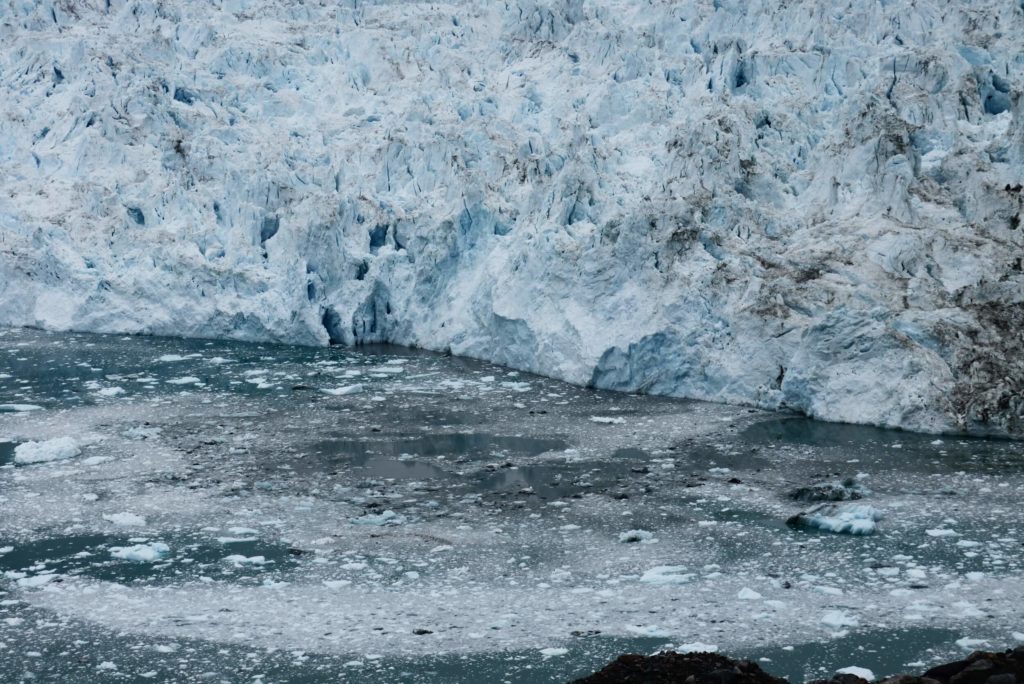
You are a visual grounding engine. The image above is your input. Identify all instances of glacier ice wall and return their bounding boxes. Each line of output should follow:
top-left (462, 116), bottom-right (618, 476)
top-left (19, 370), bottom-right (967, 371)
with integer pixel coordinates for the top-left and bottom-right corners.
top-left (1, 0), bottom-right (1022, 435)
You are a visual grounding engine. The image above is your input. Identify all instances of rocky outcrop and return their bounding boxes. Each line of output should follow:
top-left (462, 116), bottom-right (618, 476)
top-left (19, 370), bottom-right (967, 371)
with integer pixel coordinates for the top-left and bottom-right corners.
top-left (575, 647), bottom-right (1024, 684)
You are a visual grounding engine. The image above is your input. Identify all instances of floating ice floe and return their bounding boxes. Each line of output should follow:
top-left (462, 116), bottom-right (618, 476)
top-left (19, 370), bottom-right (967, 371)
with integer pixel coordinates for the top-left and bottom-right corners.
top-left (0, 404), bottom-right (43, 412)
top-left (955, 637), bottom-right (989, 650)
top-left (539, 647), bottom-right (568, 658)
top-left (322, 384), bottom-right (364, 396)
top-left (223, 555), bottom-right (268, 566)
top-left (122, 426), bottom-right (162, 440)
top-left (639, 566), bottom-right (695, 585)
top-left (836, 666), bottom-right (875, 681)
top-left (156, 354), bottom-right (200, 362)
top-left (110, 542), bottom-right (170, 562)
top-left (13, 437), bottom-right (81, 464)
top-left (96, 387), bottom-right (125, 397)
top-left (787, 503), bottom-right (883, 535)
top-left (738, 587), bottom-right (763, 600)
top-left (17, 574), bottom-right (57, 588)
top-left (351, 510), bottom-right (406, 526)
top-left (618, 529), bottom-right (656, 544)
top-left (589, 416), bottom-right (625, 425)
top-left (926, 528), bottom-right (959, 537)
top-left (166, 376), bottom-right (202, 385)
top-left (821, 610), bottom-right (859, 628)
top-left (103, 512), bottom-right (147, 527)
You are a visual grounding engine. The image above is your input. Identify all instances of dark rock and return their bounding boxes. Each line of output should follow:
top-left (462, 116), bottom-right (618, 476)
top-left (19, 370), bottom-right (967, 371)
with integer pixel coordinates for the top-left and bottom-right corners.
top-left (571, 651), bottom-right (788, 684)
top-left (809, 675), bottom-right (870, 684)
top-left (924, 650), bottom-right (1024, 684)
top-left (576, 648), bottom-right (1024, 684)
top-left (412, 628), bottom-right (433, 635)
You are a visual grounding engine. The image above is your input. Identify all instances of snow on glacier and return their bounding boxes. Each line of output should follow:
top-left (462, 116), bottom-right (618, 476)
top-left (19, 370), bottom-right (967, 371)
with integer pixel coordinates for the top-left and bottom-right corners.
top-left (0, 1), bottom-right (1022, 435)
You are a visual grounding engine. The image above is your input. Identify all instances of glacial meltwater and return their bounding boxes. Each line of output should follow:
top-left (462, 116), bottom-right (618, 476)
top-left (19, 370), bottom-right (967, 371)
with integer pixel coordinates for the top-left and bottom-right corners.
top-left (1, 328), bottom-right (1022, 683)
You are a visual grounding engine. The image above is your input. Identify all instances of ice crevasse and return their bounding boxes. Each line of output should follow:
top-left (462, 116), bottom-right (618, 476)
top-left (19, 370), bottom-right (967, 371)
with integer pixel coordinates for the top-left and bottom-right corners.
top-left (0, 0), bottom-right (1021, 435)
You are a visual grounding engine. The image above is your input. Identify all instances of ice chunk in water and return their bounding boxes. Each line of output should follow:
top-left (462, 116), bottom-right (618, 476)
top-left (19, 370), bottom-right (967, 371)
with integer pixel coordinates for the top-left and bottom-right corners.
top-left (0, 404), bottom-right (44, 412)
top-left (110, 542), bottom-right (170, 562)
top-left (103, 512), bottom-right (147, 527)
top-left (639, 566), bottom-right (694, 584)
top-left (836, 666), bottom-right (875, 681)
top-left (788, 503), bottom-right (882, 535)
top-left (13, 437), bottom-right (80, 464)
top-left (618, 529), bottom-right (656, 544)
top-left (322, 384), bottom-right (364, 396)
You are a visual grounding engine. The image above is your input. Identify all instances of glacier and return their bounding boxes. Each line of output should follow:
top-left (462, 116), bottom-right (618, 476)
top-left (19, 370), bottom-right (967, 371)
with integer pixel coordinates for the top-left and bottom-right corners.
top-left (0, 0), bottom-right (1021, 435)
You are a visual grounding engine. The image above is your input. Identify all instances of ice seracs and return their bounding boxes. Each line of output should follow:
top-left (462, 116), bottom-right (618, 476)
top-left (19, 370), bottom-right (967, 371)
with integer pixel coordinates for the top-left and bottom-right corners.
top-left (0, 1), bottom-right (1020, 437)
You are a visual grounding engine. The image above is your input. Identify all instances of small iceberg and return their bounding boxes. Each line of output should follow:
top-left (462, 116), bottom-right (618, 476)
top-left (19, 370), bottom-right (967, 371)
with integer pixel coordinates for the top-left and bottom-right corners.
top-left (13, 437), bottom-right (81, 464)
top-left (639, 565), bottom-right (695, 585)
top-left (787, 503), bottom-right (882, 535)
top-left (110, 542), bottom-right (170, 562)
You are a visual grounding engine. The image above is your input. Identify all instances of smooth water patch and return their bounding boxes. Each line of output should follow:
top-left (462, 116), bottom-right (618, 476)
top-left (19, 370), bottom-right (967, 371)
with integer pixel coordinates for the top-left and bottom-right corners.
top-left (0, 440), bottom-right (17, 466)
top-left (0, 533), bottom-right (300, 585)
top-left (741, 418), bottom-right (1022, 474)
top-left (314, 433), bottom-right (569, 462)
top-left (742, 626), bottom-right (962, 682)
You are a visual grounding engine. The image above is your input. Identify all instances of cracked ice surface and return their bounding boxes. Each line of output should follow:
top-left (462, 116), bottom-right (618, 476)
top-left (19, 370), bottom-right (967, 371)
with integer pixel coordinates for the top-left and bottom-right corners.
top-left (0, 329), bottom-right (1022, 681)
top-left (0, 2), bottom-right (1022, 435)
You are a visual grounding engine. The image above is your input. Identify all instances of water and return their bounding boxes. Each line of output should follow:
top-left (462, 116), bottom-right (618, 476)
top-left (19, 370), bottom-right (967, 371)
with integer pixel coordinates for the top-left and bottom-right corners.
top-left (1, 328), bottom-right (1022, 682)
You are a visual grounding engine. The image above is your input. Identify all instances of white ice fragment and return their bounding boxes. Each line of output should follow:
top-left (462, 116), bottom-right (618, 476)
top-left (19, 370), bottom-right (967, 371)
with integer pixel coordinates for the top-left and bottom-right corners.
top-left (96, 387), bottom-right (125, 397)
top-left (223, 555), bottom-right (267, 566)
top-left (925, 528), bottom-right (958, 537)
top-left (103, 512), bottom-right (147, 527)
top-left (738, 587), bottom-right (763, 600)
top-left (955, 637), bottom-right (989, 650)
top-left (589, 416), bottom-right (625, 424)
top-left (821, 610), bottom-right (859, 628)
top-left (351, 510), bottom-right (406, 526)
top-left (836, 666), bottom-right (875, 681)
top-left (791, 504), bottom-right (882, 535)
top-left (0, 404), bottom-right (43, 412)
top-left (323, 580), bottom-right (352, 589)
top-left (639, 566), bottom-right (694, 585)
top-left (17, 574), bottom-right (57, 588)
top-left (13, 437), bottom-right (80, 464)
top-left (166, 376), bottom-right (201, 385)
top-left (123, 426), bottom-right (162, 440)
top-left (156, 354), bottom-right (200, 362)
top-left (618, 529), bottom-right (656, 544)
top-left (539, 648), bottom-right (568, 657)
top-left (321, 384), bottom-right (364, 396)
top-left (110, 542), bottom-right (170, 562)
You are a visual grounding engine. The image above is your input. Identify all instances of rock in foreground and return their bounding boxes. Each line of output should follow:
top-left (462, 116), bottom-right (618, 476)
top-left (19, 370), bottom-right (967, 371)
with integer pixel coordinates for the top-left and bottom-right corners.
top-left (574, 648), bottom-right (1024, 684)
